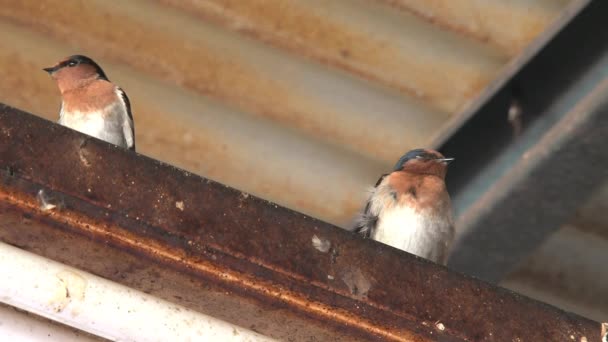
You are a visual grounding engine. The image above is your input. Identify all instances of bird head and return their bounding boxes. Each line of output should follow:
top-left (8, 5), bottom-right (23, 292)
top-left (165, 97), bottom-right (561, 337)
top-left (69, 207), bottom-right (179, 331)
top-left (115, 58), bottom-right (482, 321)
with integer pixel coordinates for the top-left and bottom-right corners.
top-left (43, 55), bottom-right (108, 93)
top-left (393, 148), bottom-right (453, 178)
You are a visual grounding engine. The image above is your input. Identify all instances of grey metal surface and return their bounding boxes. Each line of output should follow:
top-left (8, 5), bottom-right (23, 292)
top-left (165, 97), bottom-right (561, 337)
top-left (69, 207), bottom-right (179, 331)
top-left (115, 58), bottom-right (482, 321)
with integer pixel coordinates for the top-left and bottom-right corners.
top-left (503, 223), bottom-right (608, 322)
top-left (501, 180), bottom-right (608, 323)
top-left (443, 0), bottom-right (608, 282)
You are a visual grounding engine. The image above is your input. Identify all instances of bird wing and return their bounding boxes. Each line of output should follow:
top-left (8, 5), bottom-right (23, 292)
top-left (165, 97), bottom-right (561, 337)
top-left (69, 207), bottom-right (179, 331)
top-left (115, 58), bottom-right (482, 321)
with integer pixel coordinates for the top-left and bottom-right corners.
top-left (116, 87), bottom-right (136, 151)
top-left (353, 173), bottom-right (389, 238)
top-left (57, 102), bottom-right (64, 123)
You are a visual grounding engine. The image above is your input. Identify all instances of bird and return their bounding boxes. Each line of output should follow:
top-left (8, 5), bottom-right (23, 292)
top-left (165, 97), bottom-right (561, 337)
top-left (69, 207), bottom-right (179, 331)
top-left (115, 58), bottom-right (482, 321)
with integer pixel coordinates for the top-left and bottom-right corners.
top-left (44, 55), bottom-right (135, 151)
top-left (353, 149), bottom-right (454, 265)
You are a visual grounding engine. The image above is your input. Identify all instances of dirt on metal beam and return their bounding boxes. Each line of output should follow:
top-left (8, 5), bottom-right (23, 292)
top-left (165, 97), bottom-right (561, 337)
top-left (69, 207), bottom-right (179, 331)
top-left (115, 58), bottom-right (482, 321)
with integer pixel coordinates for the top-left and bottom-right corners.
top-left (0, 105), bottom-right (602, 341)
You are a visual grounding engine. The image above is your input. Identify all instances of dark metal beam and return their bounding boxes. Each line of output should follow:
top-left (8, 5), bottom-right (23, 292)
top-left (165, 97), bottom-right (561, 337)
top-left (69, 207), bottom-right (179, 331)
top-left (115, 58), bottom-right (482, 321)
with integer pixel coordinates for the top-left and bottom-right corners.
top-left (0, 105), bottom-right (602, 341)
top-left (437, 0), bottom-right (608, 283)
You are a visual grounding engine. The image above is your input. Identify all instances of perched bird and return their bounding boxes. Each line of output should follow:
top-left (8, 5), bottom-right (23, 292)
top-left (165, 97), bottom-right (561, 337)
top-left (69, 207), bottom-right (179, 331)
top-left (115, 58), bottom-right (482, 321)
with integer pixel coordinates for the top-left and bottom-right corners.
top-left (44, 55), bottom-right (135, 151)
top-left (353, 149), bottom-right (454, 264)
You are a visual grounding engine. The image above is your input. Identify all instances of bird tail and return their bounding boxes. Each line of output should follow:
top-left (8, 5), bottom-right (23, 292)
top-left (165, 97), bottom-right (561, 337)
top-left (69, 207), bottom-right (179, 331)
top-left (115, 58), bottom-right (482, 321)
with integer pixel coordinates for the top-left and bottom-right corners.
top-left (351, 212), bottom-right (376, 238)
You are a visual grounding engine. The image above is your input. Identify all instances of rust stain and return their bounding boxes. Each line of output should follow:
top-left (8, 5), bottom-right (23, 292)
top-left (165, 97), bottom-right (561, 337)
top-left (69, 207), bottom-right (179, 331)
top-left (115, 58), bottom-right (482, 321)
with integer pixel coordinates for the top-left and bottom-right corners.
top-left (0, 105), bottom-right (601, 341)
top-left (134, 109), bottom-right (372, 225)
top-left (2, 193), bottom-right (416, 341)
top-left (0, 162), bottom-right (427, 339)
top-left (0, 2), bottom-right (440, 163)
top-left (378, 0), bottom-right (569, 56)
top-left (0, 20), bottom-right (387, 227)
top-left (158, 0), bottom-right (503, 114)
top-left (0, 1), bottom-right (291, 112)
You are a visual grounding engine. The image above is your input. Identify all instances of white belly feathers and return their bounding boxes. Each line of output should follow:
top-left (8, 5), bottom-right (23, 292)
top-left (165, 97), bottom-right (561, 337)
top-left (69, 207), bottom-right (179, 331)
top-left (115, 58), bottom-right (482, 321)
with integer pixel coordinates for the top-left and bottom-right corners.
top-left (59, 103), bottom-right (128, 148)
top-left (372, 205), bottom-right (448, 262)
top-left (365, 180), bottom-right (453, 264)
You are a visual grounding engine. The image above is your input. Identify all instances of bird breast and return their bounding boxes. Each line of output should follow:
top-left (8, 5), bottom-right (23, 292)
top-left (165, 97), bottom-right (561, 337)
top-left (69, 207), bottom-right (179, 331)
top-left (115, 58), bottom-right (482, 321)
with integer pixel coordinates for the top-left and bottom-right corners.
top-left (372, 204), bottom-right (450, 261)
top-left (368, 174), bottom-right (454, 265)
top-left (59, 103), bottom-right (128, 148)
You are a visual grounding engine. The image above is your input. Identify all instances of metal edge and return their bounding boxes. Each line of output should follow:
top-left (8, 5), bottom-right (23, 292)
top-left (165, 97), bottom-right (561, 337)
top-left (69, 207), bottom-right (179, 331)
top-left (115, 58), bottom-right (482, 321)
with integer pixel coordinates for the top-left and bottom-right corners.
top-left (0, 105), bottom-right (601, 341)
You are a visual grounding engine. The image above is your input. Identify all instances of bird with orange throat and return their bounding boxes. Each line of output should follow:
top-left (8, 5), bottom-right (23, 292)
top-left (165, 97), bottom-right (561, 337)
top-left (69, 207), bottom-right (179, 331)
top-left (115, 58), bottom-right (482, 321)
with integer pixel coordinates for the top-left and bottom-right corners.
top-left (354, 149), bottom-right (455, 265)
top-left (44, 55), bottom-right (135, 151)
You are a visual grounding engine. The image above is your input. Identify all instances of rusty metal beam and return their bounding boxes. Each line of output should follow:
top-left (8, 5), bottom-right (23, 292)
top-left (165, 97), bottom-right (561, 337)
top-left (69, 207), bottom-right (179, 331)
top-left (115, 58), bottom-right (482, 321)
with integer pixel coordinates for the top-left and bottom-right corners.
top-left (0, 106), bottom-right (602, 341)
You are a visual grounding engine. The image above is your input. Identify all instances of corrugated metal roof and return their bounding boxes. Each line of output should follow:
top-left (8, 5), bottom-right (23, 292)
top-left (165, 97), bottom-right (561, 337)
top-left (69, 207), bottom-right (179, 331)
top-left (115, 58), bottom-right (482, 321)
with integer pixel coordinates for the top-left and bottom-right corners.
top-left (377, 0), bottom-right (572, 55)
top-left (0, 0), bottom-right (577, 227)
top-left (2, 0), bottom-right (606, 330)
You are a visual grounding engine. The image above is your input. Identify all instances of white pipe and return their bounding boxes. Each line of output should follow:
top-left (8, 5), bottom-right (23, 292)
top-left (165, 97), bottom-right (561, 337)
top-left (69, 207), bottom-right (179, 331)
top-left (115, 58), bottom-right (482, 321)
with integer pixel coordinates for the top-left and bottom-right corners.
top-left (0, 302), bottom-right (102, 342)
top-left (0, 242), bottom-right (276, 342)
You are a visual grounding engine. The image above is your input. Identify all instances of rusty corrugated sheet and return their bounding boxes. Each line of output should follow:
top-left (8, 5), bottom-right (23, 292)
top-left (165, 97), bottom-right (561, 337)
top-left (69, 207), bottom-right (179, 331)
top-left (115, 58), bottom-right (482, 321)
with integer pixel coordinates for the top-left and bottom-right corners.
top-left (2, 0), bottom-right (606, 331)
top-left (376, 0), bottom-right (572, 56)
top-left (0, 0), bottom-right (581, 227)
top-left (0, 105), bottom-right (603, 341)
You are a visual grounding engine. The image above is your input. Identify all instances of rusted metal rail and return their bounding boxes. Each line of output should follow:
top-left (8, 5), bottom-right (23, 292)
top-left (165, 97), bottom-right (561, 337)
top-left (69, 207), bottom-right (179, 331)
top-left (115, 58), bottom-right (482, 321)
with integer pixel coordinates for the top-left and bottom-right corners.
top-left (0, 105), bottom-right (602, 341)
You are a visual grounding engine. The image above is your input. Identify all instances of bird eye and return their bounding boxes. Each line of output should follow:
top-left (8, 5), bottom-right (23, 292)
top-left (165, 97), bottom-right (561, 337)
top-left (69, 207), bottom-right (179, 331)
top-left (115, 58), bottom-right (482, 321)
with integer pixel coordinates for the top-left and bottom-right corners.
top-left (67, 60), bottom-right (78, 67)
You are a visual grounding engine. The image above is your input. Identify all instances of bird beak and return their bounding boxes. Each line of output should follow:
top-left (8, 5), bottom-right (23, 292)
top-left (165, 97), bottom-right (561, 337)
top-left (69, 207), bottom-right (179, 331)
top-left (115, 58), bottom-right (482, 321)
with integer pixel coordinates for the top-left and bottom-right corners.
top-left (43, 66), bottom-right (58, 74)
top-left (437, 158), bottom-right (454, 164)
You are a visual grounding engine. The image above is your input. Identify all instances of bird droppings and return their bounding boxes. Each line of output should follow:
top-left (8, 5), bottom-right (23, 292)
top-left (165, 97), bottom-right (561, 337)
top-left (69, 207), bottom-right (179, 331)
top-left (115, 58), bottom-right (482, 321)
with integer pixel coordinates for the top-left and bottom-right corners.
top-left (77, 139), bottom-right (92, 167)
top-left (175, 201), bottom-right (185, 211)
top-left (580, 336), bottom-right (587, 342)
top-left (50, 270), bottom-right (87, 314)
top-left (78, 149), bottom-right (91, 167)
top-left (327, 275), bottom-right (334, 280)
top-left (37, 189), bottom-right (56, 211)
top-left (435, 322), bottom-right (445, 331)
top-left (240, 192), bottom-right (249, 199)
top-left (311, 235), bottom-right (331, 253)
top-left (341, 268), bottom-right (371, 299)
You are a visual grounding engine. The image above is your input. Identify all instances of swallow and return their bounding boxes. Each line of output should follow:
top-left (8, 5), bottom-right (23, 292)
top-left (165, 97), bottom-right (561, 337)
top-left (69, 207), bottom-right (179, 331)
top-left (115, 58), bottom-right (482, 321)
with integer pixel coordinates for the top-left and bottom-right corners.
top-left (353, 149), bottom-right (455, 264)
top-left (44, 55), bottom-right (135, 151)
